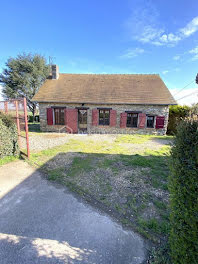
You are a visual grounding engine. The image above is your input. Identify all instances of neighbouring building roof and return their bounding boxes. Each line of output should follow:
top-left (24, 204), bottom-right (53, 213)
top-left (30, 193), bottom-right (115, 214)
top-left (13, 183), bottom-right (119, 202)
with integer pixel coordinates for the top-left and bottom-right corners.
top-left (32, 73), bottom-right (177, 105)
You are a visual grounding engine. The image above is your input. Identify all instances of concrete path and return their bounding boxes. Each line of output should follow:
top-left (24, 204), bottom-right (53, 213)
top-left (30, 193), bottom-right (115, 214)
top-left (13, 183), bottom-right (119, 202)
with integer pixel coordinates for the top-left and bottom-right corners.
top-left (0, 161), bottom-right (148, 264)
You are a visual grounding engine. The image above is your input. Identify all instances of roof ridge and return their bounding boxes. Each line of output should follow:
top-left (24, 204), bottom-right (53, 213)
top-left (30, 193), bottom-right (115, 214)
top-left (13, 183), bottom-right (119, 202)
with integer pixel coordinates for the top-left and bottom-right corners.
top-left (59, 73), bottom-right (160, 76)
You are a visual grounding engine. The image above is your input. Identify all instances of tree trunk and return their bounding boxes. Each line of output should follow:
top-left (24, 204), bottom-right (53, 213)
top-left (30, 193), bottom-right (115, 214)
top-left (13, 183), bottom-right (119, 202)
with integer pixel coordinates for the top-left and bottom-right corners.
top-left (32, 105), bottom-right (36, 123)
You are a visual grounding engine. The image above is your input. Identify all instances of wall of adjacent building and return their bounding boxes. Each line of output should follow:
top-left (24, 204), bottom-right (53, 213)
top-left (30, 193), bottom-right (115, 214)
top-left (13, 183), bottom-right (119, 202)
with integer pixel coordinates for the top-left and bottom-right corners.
top-left (39, 102), bottom-right (169, 135)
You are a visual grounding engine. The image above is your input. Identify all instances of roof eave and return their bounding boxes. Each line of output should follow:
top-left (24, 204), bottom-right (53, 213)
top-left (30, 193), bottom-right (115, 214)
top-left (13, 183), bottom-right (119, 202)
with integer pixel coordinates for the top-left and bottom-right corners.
top-left (33, 100), bottom-right (177, 106)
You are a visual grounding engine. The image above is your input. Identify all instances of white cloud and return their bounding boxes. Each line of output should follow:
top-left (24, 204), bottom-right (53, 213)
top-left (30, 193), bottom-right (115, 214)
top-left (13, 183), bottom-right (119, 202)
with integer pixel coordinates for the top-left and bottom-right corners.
top-left (159, 33), bottom-right (181, 44)
top-left (191, 54), bottom-right (198, 61)
top-left (126, 1), bottom-right (198, 47)
top-left (180, 17), bottom-right (198, 37)
top-left (138, 26), bottom-right (164, 44)
top-left (162, 68), bottom-right (180, 75)
top-left (188, 45), bottom-right (198, 60)
top-left (189, 46), bottom-right (198, 54)
top-left (172, 45), bottom-right (198, 61)
top-left (126, 1), bottom-right (164, 45)
top-left (120, 48), bottom-right (145, 59)
top-left (170, 88), bottom-right (198, 106)
top-left (162, 70), bottom-right (169, 75)
top-left (167, 33), bottom-right (181, 42)
top-left (173, 55), bottom-right (180, 60)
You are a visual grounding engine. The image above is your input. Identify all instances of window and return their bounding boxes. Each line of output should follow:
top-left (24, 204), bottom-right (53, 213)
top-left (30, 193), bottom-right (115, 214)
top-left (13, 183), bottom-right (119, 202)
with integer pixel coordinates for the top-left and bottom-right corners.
top-left (126, 113), bottom-right (138, 128)
top-left (54, 108), bottom-right (65, 125)
top-left (99, 109), bottom-right (110, 125)
top-left (147, 116), bottom-right (155, 128)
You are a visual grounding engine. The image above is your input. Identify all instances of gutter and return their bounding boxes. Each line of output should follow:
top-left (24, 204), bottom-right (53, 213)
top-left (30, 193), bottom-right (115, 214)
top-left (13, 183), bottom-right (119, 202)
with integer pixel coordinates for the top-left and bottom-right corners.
top-left (32, 100), bottom-right (177, 106)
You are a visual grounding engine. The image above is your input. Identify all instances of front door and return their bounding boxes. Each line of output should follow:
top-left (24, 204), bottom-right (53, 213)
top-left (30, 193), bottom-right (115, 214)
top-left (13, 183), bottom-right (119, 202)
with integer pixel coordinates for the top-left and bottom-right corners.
top-left (78, 109), bottom-right (87, 133)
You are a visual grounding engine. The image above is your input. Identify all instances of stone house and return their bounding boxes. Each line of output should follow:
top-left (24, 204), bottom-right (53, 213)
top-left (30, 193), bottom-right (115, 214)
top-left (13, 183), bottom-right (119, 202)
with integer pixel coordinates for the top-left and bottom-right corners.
top-left (32, 65), bottom-right (176, 135)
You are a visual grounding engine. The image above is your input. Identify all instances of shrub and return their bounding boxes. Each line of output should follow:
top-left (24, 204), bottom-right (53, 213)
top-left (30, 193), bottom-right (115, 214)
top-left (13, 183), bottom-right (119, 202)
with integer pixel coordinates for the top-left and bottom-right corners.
top-left (28, 114), bottom-right (39, 122)
top-left (167, 105), bottom-right (190, 135)
top-left (0, 112), bottom-right (19, 158)
top-left (28, 115), bottom-right (34, 122)
top-left (149, 243), bottom-right (172, 264)
top-left (169, 120), bottom-right (198, 263)
top-left (35, 115), bottom-right (39, 122)
top-left (190, 103), bottom-right (198, 120)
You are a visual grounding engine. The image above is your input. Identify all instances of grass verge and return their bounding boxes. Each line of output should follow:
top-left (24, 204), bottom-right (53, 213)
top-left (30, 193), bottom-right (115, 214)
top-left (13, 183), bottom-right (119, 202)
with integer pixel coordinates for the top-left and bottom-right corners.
top-left (0, 155), bottom-right (20, 166)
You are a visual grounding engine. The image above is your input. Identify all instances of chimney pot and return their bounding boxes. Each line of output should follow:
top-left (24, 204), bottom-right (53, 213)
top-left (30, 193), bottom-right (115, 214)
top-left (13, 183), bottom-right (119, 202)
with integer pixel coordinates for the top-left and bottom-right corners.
top-left (51, 65), bottom-right (59, 79)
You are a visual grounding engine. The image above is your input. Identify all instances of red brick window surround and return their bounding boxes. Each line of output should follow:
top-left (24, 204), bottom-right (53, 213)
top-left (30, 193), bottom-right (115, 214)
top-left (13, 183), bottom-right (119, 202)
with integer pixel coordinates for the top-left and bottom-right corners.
top-left (147, 115), bottom-right (155, 128)
top-left (54, 108), bottom-right (65, 125)
top-left (126, 113), bottom-right (138, 128)
top-left (99, 109), bottom-right (110, 125)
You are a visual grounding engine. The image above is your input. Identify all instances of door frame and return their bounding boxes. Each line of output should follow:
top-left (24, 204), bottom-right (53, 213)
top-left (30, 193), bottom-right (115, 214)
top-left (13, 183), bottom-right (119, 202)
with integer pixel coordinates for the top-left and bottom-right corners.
top-left (77, 107), bottom-right (88, 133)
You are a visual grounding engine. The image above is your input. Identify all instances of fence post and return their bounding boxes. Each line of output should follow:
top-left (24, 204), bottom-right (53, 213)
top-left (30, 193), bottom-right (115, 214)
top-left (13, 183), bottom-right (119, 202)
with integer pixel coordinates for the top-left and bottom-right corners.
top-left (15, 100), bottom-right (21, 148)
top-left (23, 97), bottom-right (30, 159)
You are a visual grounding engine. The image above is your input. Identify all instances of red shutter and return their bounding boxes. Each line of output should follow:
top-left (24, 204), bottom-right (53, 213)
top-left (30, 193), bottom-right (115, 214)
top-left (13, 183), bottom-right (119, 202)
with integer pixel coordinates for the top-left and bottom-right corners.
top-left (138, 113), bottom-right (146, 128)
top-left (156, 116), bottom-right (165, 129)
top-left (110, 110), bottom-right (117, 127)
top-left (47, 108), bottom-right (53, 125)
top-left (64, 108), bottom-right (67, 125)
top-left (92, 109), bottom-right (98, 126)
top-left (65, 108), bottom-right (78, 133)
top-left (120, 112), bottom-right (127, 128)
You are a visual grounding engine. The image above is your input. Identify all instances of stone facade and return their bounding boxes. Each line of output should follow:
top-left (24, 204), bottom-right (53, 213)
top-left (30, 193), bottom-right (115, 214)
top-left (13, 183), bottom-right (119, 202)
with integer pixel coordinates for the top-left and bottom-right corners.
top-left (39, 103), bottom-right (169, 135)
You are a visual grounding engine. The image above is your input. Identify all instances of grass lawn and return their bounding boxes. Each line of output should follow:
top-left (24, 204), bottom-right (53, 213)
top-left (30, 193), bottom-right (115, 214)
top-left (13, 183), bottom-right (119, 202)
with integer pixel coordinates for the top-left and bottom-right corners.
top-left (19, 123), bottom-right (41, 140)
top-left (28, 122), bottom-right (40, 132)
top-left (0, 155), bottom-right (20, 166)
top-left (29, 133), bottom-right (173, 245)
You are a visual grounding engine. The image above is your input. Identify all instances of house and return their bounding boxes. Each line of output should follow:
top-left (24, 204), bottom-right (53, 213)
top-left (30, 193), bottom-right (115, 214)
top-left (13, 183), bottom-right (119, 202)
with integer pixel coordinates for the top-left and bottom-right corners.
top-left (32, 65), bottom-right (176, 135)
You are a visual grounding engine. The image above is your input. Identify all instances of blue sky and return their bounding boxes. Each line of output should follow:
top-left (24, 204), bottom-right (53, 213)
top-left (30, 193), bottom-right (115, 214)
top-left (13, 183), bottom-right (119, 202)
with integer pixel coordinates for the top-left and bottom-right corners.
top-left (0, 0), bottom-right (198, 104)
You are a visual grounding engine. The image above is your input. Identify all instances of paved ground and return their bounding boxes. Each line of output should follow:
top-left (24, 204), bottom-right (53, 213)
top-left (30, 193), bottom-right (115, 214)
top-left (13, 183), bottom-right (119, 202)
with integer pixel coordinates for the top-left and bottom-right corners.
top-left (0, 161), bottom-right (148, 264)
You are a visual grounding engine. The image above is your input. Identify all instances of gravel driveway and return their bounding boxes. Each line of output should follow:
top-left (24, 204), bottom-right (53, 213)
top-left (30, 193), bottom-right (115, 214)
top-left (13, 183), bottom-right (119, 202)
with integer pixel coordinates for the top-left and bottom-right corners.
top-left (0, 161), bottom-right (148, 264)
top-left (21, 133), bottom-right (171, 152)
top-left (21, 133), bottom-right (70, 152)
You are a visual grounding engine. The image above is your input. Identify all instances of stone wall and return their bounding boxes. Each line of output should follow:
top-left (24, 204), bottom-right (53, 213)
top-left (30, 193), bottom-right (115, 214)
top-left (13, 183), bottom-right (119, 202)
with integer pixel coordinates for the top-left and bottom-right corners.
top-left (39, 103), bottom-right (169, 135)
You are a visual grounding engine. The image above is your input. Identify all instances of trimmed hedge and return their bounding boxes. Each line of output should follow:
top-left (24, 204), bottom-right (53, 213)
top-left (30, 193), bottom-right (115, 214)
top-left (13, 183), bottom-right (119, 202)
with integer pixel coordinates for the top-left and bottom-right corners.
top-left (167, 105), bottom-right (190, 135)
top-left (28, 115), bottom-right (39, 123)
top-left (169, 120), bottom-right (198, 263)
top-left (0, 112), bottom-right (19, 158)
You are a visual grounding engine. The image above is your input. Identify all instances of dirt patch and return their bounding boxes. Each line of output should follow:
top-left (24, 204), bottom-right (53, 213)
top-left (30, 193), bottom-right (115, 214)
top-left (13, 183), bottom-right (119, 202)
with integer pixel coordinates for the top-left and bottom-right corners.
top-left (42, 152), bottom-right (84, 170)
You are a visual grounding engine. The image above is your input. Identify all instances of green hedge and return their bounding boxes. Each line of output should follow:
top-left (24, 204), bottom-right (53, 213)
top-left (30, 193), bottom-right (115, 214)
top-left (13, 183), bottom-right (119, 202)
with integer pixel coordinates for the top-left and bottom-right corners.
top-left (0, 112), bottom-right (19, 158)
top-left (169, 120), bottom-right (198, 263)
top-left (167, 105), bottom-right (190, 135)
top-left (28, 115), bottom-right (39, 122)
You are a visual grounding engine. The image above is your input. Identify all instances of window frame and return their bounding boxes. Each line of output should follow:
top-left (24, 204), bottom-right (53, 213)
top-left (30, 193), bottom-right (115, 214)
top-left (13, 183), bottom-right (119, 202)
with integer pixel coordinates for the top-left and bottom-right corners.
top-left (54, 108), bottom-right (65, 125)
top-left (146, 115), bottom-right (155, 128)
top-left (126, 112), bottom-right (139, 128)
top-left (98, 109), bottom-right (110, 126)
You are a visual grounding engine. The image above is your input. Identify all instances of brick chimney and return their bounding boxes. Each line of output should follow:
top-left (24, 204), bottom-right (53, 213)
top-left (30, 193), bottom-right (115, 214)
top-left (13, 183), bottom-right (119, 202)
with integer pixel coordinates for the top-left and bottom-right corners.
top-left (51, 64), bottom-right (59, 79)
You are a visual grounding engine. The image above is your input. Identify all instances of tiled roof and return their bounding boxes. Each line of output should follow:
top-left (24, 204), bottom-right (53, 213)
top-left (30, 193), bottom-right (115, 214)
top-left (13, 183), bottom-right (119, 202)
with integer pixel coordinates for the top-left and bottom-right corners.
top-left (32, 73), bottom-right (176, 105)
